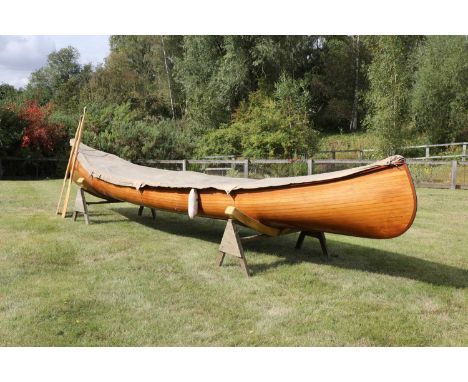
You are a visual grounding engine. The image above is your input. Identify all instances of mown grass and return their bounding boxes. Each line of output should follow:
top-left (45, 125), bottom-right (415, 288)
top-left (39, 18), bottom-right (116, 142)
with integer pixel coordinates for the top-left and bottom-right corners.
top-left (0, 180), bottom-right (467, 346)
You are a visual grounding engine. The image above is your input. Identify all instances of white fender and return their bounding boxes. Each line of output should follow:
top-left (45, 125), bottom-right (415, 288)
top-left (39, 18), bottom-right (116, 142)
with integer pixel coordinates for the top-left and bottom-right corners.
top-left (188, 188), bottom-right (198, 219)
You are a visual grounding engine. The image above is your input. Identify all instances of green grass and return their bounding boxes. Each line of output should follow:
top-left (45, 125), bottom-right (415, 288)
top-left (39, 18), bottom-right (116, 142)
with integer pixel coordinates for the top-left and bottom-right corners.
top-left (0, 180), bottom-right (467, 346)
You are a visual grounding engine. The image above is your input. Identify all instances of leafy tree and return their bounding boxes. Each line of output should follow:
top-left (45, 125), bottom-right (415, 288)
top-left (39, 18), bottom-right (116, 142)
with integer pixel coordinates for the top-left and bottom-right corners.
top-left (26, 47), bottom-right (91, 111)
top-left (84, 36), bottom-right (183, 119)
top-left (0, 84), bottom-right (21, 105)
top-left (364, 36), bottom-right (422, 155)
top-left (174, 36), bottom-right (251, 131)
top-left (412, 36), bottom-right (468, 143)
top-left (82, 51), bottom-right (140, 108)
top-left (308, 37), bottom-right (357, 132)
top-left (0, 105), bottom-right (27, 155)
top-left (175, 36), bottom-right (321, 132)
top-left (250, 36), bottom-right (320, 89)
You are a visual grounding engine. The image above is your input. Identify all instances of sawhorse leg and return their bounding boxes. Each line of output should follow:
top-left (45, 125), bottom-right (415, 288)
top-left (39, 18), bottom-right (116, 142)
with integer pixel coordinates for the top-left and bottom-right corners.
top-left (138, 206), bottom-right (156, 220)
top-left (295, 231), bottom-right (330, 259)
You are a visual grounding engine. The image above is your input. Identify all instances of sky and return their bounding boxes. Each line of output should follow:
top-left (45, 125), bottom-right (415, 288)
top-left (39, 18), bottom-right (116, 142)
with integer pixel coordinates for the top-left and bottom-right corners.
top-left (0, 35), bottom-right (110, 89)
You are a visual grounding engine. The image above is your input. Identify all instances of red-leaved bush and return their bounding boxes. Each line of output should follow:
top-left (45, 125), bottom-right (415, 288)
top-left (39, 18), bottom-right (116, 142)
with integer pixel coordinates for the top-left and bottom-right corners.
top-left (19, 101), bottom-right (66, 155)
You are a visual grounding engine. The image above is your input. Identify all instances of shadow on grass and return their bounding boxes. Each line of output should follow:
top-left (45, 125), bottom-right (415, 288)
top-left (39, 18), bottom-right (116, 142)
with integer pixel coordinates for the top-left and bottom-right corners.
top-left (110, 207), bottom-right (467, 288)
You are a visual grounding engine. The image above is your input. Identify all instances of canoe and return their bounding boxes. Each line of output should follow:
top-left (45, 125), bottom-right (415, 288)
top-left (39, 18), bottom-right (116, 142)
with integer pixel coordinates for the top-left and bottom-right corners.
top-left (72, 143), bottom-right (417, 239)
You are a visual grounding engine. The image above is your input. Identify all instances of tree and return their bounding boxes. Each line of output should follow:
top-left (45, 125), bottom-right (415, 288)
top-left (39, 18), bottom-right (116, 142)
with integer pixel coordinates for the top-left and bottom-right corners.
top-left (412, 36), bottom-right (468, 143)
top-left (0, 84), bottom-right (20, 104)
top-left (175, 36), bottom-right (251, 131)
top-left (84, 36), bottom-right (184, 119)
top-left (0, 105), bottom-right (26, 155)
top-left (175, 36), bottom-right (321, 132)
top-left (364, 36), bottom-right (421, 155)
top-left (26, 47), bottom-right (90, 111)
top-left (350, 35), bottom-right (361, 131)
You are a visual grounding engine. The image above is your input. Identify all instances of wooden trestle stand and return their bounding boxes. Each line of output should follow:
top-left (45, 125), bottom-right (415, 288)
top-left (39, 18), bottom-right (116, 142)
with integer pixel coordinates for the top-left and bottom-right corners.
top-left (72, 178), bottom-right (155, 224)
top-left (218, 206), bottom-right (330, 277)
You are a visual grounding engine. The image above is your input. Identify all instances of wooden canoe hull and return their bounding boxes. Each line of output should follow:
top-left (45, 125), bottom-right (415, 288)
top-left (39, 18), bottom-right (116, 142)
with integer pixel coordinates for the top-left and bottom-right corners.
top-left (73, 160), bottom-right (417, 239)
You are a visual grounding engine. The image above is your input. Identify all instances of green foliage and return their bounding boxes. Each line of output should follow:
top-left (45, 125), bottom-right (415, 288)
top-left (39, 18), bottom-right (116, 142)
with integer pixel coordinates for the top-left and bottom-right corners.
top-left (83, 102), bottom-right (194, 160)
top-left (84, 36), bottom-right (183, 118)
top-left (48, 109), bottom-right (80, 137)
top-left (364, 36), bottom-right (421, 156)
top-left (26, 47), bottom-right (91, 111)
top-left (311, 36), bottom-right (371, 133)
top-left (175, 36), bottom-right (324, 133)
top-left (250, 36), bottom-right (320, 88)
top-left (197, 78), bottom-right (319, 159)
top-left (2, 35), bottom-right (466, 164)
top-left (0, 84), bottom-right (20, 105)
top-left (175, 36), bottom-right (252, 132)
top-left (0, 106), bottom-right (26, 154)
top-left (412, 36), bottom-right (468, 143)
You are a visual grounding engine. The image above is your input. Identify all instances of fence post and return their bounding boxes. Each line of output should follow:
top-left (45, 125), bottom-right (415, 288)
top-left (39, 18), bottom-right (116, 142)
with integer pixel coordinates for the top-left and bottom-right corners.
top-left (331, 151), bottom-right (336, 160)
top-left (425, 146), bottom-right (430, 158)
top-left (462, 144), bottom-right (467, 161)
top-left (243, 159), bottom-right (249, 178)
top-left (307, 159), bottom-right (313, 175)
top-left (182, 159), bottom-right (187, 171)
top-left (450, 160), bottom-right (458, 190)
top-left (358, 150), bottom-right (363, 160)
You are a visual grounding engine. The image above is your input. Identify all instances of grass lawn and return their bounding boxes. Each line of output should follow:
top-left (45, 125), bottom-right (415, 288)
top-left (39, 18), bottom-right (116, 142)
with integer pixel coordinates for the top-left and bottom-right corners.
top-left (0, 180), bottom-right (467, 346)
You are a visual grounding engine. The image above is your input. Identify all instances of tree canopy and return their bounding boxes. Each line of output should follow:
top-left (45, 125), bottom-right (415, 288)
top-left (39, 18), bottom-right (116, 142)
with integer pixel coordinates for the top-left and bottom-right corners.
top-left (1, 35), bottom-right (466, 160)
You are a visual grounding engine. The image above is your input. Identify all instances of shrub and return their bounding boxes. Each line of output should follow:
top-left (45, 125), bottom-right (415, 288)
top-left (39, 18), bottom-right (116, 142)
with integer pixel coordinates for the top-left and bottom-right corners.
top-left (197, 85), bottom-right (319, 159)
top-left (18, 101), bottom-right (66, 156)
top-left (83, 102), bottom-right (196, 160)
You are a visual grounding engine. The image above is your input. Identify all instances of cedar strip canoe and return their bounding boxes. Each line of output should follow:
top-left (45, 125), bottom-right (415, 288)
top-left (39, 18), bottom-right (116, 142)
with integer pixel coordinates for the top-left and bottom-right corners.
top-left (72, 143), bottom-right (417, 239)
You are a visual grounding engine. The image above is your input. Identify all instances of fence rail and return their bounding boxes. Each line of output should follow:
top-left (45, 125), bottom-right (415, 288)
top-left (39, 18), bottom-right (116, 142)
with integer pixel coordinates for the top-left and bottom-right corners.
top-left (321, 142), bottom-right (468, 160)
top-left (1, 156), bottom-right (467, 190)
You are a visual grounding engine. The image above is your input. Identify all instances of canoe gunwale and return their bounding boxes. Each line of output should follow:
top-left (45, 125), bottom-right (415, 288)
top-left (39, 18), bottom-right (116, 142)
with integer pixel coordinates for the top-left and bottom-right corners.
top-left (76, 157), bottom-right (407, 195)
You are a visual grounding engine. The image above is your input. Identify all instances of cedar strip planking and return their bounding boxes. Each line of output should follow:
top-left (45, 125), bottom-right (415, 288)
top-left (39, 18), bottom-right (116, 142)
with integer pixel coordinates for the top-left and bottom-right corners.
top-left (72, 160), bottom-right (416, 239)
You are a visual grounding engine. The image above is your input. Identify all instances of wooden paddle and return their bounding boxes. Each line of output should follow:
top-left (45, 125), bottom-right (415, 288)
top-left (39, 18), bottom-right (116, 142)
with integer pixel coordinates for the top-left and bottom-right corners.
top-left (55, 115), bottom-right (83, 215)
top-left (60, 107), bottom-right (87, 218)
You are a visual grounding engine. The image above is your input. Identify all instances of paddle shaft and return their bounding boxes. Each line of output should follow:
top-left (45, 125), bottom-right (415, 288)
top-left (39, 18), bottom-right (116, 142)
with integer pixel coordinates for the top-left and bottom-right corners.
top-left (55, 115), bottom-right (83, 215)
top-left (61, 107), bottom-right (86, 217)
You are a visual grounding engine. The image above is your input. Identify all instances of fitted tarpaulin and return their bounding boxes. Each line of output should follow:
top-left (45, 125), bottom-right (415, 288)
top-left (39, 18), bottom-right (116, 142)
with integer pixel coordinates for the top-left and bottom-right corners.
top-left (75, 141), bottom-right (405, 194)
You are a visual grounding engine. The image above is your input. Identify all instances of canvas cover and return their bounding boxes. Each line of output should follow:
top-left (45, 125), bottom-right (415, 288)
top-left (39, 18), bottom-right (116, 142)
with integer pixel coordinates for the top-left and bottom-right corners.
top-left (75, 141), bottom-right (404, 194)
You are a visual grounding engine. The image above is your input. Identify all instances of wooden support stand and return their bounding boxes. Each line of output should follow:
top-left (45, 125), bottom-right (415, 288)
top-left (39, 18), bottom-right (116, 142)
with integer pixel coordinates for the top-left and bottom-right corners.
top-left (218, 206), bottom-right (331, 277)
top-left (73, 188), bottom-right (90, 224)
top-left (72, 186), bottom-right (124, 224)
top-left (217, 219), bottom-right (250, 276)
top-left (138, 205), bottom-right (156, 220)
